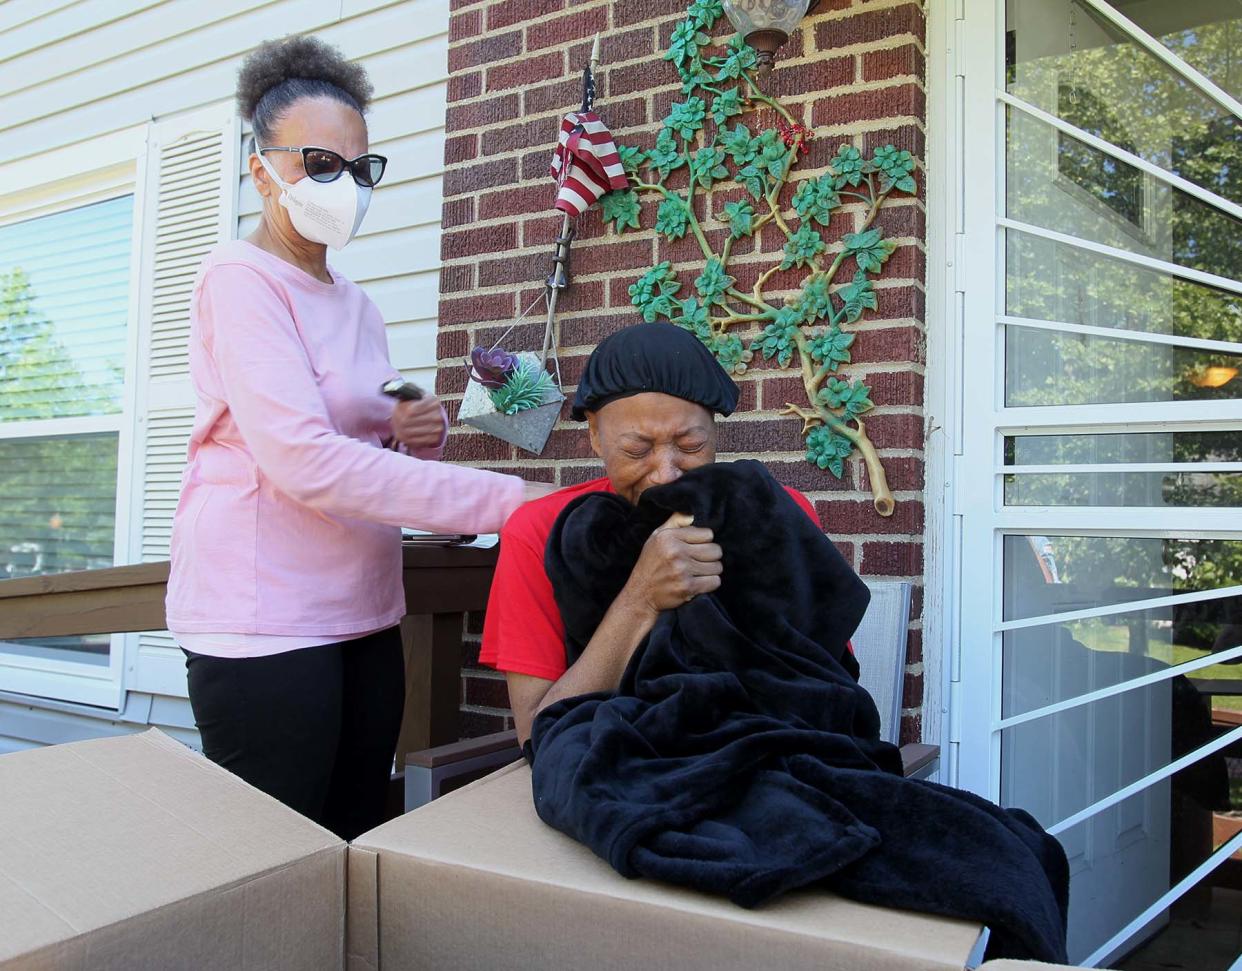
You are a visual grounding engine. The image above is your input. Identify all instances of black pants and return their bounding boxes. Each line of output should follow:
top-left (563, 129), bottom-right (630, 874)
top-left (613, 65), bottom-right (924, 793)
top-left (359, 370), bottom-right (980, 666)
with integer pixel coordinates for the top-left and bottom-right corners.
top-left (184, 627), bottom-right (404, 841)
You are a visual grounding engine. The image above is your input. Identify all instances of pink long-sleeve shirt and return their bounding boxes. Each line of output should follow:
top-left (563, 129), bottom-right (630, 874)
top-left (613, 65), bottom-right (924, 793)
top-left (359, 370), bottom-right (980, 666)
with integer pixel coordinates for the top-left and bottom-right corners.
top-left (166, 240), bottom-right (524, 644)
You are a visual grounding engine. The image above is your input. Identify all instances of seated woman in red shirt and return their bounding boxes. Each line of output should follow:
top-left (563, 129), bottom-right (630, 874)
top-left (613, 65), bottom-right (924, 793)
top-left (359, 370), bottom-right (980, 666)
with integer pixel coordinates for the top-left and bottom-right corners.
top-left (480, 324), bottom-right (823, 743)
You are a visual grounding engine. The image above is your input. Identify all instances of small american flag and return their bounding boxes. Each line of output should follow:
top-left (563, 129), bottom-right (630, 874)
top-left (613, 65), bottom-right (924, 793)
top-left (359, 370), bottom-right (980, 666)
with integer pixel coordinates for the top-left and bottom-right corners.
top-left (549, 111), bottom-right (628, 217)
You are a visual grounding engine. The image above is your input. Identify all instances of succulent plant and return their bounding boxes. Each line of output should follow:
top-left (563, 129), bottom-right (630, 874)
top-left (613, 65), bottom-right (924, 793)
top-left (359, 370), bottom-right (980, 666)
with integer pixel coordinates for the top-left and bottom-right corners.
top-left (489, 361), bottom-right (556, 416)
top-left (468, 346), bottom-right (519, 389)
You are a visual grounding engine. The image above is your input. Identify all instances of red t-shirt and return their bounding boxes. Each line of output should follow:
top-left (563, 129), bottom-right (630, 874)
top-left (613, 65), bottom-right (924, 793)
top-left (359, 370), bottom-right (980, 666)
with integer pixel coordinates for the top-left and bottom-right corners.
top-left (480, 477), bottom-right (822, 681)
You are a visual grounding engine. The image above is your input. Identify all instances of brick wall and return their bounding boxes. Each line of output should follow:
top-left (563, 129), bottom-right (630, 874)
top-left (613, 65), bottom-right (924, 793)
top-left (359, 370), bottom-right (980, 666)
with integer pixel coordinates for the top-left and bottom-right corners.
top-left (438, 0), bottom-right (929, 744)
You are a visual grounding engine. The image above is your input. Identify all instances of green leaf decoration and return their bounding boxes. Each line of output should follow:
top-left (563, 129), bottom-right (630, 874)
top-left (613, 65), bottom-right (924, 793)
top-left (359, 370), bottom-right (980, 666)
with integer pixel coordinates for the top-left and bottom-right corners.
top-left (873, 144), bottom-right (917, 194)
top-left (781, 223), bottom-right (826, 269)
top-left (680, 58), bottom-right (715, 94)
top-left (666, 97), bottom-right (707, 140)
top-left (688, 0), bottom-right (723, 29)
top-left (710, 88), bottom-right (744, 126)
top-left (711, 332), bottom-right (748, 373)
top-left (843, 226), bottom-right (897, 274)
top-left (737, 164), bottom-right (765, 200)
top-left (655, 197), bottom-right (690, 240)
top-left (600, 190), bottom-right (641, 233)
top-left (720, 123), bottom-right (757, 166)
top-left (836, 269), bottom-right (878, 323)
top-left (694, 257), bottom-right (734, 307)
top-left (690, 146), bottom-right (730, 190)
top-left (750, 305), bottom-right (802, 367)
top-left (831, 144), bottom-right (866, 188)
top-left (795, 276), bottom-right (832, 322)
top-left (665, 20), bottom-right (708, 69)
top-left (715, 36), bottom-right (757, 80)
top-left (805, 425), bottom-right (853, 477)
top-left (791, 177), bottom-right (840, 227)
top-left (674, 296), bottom-right (711, 340)
top-left (648, 129), bottom-right (685, 178)
top-left (617, 144), bottom-right (646, 175)
top-left (808, 326), bottom-right (855, 373)
top-left (754, 128), bottom-right (790, 179)
top-left (628, 261), bottom-right (682, 322)
top-left (489, 362), bottom-right (555, 416)
top-left (721, 199), bottom-right (755, 239)
top-left (818, 377), bottom-right (873, 418)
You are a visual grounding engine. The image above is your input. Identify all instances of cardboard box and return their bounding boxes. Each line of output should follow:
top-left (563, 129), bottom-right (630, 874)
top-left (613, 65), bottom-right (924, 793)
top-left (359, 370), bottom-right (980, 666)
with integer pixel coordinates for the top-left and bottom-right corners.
top-left (349, 761), bottom-right (985, 970)
top-left (0, 729), bottom-right (346, 970)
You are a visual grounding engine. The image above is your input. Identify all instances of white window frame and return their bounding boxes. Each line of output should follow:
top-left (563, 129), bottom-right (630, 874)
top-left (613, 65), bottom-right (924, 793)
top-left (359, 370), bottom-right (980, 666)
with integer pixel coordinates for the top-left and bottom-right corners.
top-left (0, 124), bottom-right (149, 709)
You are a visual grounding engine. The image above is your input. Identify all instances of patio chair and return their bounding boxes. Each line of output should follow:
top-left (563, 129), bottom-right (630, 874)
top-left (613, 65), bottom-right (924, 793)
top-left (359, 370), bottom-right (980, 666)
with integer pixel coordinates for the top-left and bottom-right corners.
top-left (405, 579), bottom-right (937, 810)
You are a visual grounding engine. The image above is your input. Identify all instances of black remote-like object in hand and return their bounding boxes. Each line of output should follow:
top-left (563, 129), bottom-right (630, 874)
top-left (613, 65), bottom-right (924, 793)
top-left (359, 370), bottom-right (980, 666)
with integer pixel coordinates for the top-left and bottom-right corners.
top-left (380, 378), bottom-right (425, 402)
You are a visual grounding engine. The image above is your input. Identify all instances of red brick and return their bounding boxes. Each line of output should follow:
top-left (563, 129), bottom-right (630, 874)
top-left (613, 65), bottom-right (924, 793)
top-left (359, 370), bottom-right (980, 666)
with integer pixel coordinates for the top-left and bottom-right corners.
top-left (863, 125), bottom-right (926, 160)
top-left (874, 202), bottom-right (924, 239)
top-left (862, 43), bottom-right (925, 83)
top-left (481, 115), bottom-right (561, 156)
top-left (601, 26), bottom-right (655, 65)
top-left (560, 463), bottom-right (606, 485)
top-left (443, 156), bottom-right (518, 197)
top-left (464, 673), bottom-right (511, 708)
top-left (444, 133), bottom-right (478, 165)
top-left (448, 30), bottom-right (522, 72)
top-left (758, 376), bottom-right (806, 410)
top-left (446, 93), bottom-right (521, 132)
top-left (833, 540), bottom-right (856, 567)
top-left (901, 669), bottom-right (924, 710)
top-left (614, 0), bottom-right (686, 27)
top-left (761, 459), bottom-right (854, 492)
top-left (478, 251), bottom-right (546, 288)
top-left (436, 365), bottom-right (470, 396)
top-left (768, 55), bottom-right (855, 100)
top-left (441, 223), bottom-right (517, 260)
top-left (816, 499), bottom-right (924, 535)
top-left (440, 263), bottom-right (474, 294)
top-left (572, 237), bottom-right (654, 278)
top-left (527, 6), bottom-right (610, 51)
top-left (898, 712), bottom-right (921, 746)
top-left (861, 412), bottom-right (922, 450)
top-left (850, 325), bottom-right (922, 364)
top-left (476, 320), bottom-right (544, 351)
top-left (517, 280), bottom-right (606, 317)
top-left (542, 427), bottom-right (594, 460)
top-left (865, 370), bottom-right (924, 407)
top-left (480, 183), bottom-right (556, 220)
top-left (863, 455), bottom-right (923, 494)
top-left (860, 540), bottom-right (923, 576)
top-left (524, 77), bottom-right (583, 115)
top-left (815, 5), bottom-right (926, 51)
top-left (447, 70), bottom-right (482, 103)
top-left (450, 0), bottom-right (485, 11)
top-left (488, 0), bottom-right (563, 29)
top-left (487, 51), bottom-right (566, 92)
top-left (442, 196), bottom-right (475, 230)
top-left (460, 709), bottom-right (509, 739)
top-left (450, 8), bottom-right (483, 41)
top-left (437, 329), bottom-right (471, 360)
top-left (905, 628), bottom-right (923, 666)
top-left (875, 284), bottom-right (925, 321)
top-left (440, 291), bottom-right (516, 327)
top-left (445, 430), bottom-right (518, 462)
top-left (716, 417), bottom-right (805, 454)
top-left (811, 83), bottom-right (925, 128)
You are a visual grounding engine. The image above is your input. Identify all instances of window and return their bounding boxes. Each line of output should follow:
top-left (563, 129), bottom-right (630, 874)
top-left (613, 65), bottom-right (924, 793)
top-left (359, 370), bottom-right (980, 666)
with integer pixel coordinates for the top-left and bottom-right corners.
top-left (0, 194), bottom-right (136, 695)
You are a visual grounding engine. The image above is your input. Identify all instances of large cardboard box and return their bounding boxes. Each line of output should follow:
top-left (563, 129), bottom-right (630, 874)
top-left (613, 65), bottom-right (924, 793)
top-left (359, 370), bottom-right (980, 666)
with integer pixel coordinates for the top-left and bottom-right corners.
top-left (349, 761), bottom-right (985, 970)
top-left (0, 729), bottom-right (346, 970)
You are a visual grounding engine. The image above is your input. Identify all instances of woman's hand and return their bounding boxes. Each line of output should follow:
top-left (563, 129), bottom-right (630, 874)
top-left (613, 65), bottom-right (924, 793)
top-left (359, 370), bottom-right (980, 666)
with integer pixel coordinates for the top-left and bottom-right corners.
top-left (621, 512), bottom-right (722, 615)
top-left (390, 395), bottom-right (446, 450)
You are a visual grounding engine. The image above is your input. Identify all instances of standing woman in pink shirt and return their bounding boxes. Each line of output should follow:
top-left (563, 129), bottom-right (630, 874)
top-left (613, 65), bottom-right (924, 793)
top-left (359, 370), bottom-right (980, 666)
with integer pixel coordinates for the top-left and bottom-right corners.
top-left (166, 36), bottom-right (547, 840)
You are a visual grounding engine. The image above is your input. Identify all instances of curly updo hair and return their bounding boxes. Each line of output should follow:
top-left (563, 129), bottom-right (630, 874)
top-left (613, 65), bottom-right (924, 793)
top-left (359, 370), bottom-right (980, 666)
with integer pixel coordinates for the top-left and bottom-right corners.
top-left (236, 35), bottom-right (374, 147)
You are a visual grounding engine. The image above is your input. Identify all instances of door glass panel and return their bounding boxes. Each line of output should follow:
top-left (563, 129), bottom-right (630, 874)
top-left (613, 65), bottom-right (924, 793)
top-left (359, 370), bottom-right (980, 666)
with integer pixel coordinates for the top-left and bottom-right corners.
top-left (1048, 762), bottom-right (1242, 967)
top-left (1005, 228), bottom-right (1242, 346)
top-left (1007, 430), bottom-right (1242, 464)
top-left (1006, 108), bottom-right (1242, 284)
top-left (1004, 471), bottom-right (1242, 506)
top-left (1002, 534), bottom-right (1242, 621)
top-left (1106, 0), bottom-right (1242, 101)
top-left (1007, 0), bottom-right (1242, 207)
top-left (1004, 323), bottom-right (1242, 406)
top-left (1002, 595), bottom-right (1242, 717)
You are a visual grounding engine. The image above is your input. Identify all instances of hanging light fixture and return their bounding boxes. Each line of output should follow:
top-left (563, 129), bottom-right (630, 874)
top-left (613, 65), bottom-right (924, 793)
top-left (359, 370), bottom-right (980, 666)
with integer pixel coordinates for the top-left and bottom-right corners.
top-left (721, 0), bottom-right (818, 73)
top-left (1187, 365), bottom-right (1238, 389)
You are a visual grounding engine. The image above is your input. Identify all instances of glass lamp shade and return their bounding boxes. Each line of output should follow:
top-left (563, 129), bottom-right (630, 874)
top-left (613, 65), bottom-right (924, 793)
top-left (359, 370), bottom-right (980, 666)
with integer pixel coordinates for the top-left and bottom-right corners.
top-left (722, 0), bottom-right (813, 67)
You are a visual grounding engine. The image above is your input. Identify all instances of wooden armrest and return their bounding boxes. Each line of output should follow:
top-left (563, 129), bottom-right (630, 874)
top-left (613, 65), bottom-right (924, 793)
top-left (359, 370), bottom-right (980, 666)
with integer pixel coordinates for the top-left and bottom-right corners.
top-left (900, 742), bottom-right (939, 778)
top-left (406, 729), bottom-right (519, 770)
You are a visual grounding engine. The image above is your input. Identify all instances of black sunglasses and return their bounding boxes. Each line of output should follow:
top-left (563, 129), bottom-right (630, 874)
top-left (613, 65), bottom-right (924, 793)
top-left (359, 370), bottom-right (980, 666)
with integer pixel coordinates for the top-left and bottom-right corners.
top-left (259, 145), bottom-right (388, 187)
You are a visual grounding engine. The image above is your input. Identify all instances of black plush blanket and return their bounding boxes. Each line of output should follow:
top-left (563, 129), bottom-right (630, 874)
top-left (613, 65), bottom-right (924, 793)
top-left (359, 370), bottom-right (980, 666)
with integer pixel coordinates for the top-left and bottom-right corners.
top-left (529, 461), bottom-right (1069, 963)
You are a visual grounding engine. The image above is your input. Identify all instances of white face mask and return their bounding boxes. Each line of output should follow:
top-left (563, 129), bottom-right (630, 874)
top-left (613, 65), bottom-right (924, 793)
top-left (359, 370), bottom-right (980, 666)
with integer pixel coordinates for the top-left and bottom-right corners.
top-left (257, 150), bottom-right (372, 251)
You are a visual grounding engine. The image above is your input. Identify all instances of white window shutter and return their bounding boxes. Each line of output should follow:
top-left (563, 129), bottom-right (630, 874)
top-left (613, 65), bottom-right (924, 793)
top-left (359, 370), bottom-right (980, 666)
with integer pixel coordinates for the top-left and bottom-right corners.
top-left (126, 103), bottom-right (238, 696)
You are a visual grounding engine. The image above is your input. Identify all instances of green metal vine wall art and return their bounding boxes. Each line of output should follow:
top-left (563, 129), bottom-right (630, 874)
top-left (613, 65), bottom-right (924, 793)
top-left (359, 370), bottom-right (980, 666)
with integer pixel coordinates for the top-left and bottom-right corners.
top-left (599, 0), bottom-right (917, 516)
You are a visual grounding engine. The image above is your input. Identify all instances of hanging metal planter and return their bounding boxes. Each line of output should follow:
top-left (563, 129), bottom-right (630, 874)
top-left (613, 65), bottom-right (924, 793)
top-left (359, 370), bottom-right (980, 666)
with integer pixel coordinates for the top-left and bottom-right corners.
top-left (459, 348), bottom-right (565, 455)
